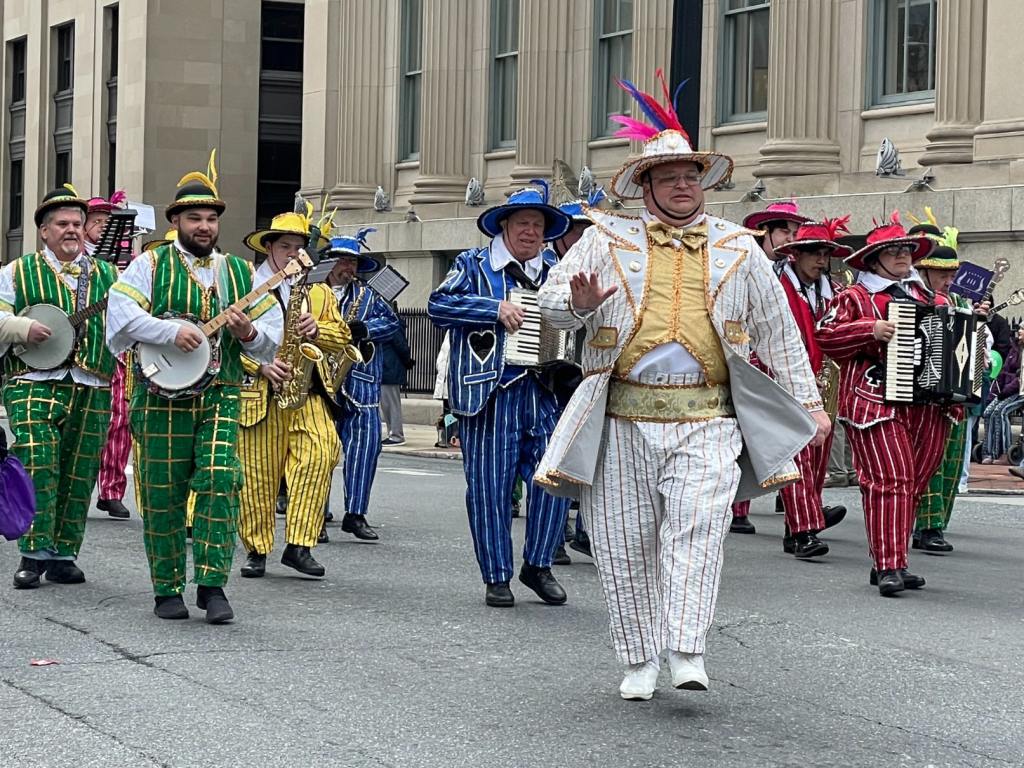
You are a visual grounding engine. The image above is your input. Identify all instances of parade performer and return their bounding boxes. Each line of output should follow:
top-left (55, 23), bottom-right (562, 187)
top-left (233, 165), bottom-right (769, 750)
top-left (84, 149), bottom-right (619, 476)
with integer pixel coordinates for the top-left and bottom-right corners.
top-left (817, 213), bottom-right (952, 596)
top-left (107, 152), bottom-right (283, 622)
top-left (325, 229), bottom-right (400, 542)
top-left (1, 186), bottom-right (119, 589)
top-left (237, 207), bottom-right (350, 579)
top-left (84, 190), bottom-right (133, 520)
top-left (535, 72), bottom-right (828, 699)
top-left (428, 183), bottom-right (576, 608)
top-left (729, 200), bottom-right (811, 533)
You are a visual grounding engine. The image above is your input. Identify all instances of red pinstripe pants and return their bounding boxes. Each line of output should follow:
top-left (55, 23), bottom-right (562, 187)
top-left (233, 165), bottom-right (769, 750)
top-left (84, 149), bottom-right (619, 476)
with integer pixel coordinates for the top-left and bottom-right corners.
top-left (846, 406), bottom-right (949, 571)
top-left (97, 360), bottom-right (131, 501)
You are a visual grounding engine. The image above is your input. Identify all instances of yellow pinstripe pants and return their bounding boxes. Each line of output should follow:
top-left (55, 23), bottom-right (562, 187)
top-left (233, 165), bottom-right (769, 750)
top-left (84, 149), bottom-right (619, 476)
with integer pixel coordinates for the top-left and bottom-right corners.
top-left (238, 394), bottom-right (339, 553)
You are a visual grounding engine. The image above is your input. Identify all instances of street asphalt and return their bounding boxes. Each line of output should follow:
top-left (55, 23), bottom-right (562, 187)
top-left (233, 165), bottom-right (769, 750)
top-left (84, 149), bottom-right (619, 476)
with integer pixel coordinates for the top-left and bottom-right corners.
top-left (1, 452), bottom-right (1022, 768)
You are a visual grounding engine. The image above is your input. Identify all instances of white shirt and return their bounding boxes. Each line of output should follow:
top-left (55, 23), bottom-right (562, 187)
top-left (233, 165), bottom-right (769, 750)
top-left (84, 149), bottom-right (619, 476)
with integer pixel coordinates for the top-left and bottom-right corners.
top-left (489, 234), bottom-right (543, 283)
top-left (856, 268), bottom-right (927, 296)
top-left (781, 263), bottom-right (834, 314)
top-left (0, 247), bottom-right (107, 387)
top-left (106, 240), bottom-right (282, 364)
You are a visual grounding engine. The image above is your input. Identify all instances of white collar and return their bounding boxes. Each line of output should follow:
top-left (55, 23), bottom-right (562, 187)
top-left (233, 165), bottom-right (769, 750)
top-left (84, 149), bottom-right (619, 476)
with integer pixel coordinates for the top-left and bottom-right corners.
top-left (856, 268), bottom-right (926, 295)
top-left (42, 246), bottom-right (87, 269)
top-left (489, 234), bottom-right (543, 280)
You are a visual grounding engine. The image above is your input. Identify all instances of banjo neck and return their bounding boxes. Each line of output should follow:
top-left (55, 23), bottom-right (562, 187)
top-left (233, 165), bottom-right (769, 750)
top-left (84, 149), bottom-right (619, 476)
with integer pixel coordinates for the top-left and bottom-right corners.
top-left (68, 297), bottom-right (108, 328)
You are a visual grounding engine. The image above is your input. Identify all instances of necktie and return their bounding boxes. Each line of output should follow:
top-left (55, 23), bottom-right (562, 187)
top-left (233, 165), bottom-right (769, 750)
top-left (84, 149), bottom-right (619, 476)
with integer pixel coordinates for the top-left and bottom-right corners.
top-left (504, 260), bottom-right (539, 291)
top-left (646, 220), bottom-right (709, 250)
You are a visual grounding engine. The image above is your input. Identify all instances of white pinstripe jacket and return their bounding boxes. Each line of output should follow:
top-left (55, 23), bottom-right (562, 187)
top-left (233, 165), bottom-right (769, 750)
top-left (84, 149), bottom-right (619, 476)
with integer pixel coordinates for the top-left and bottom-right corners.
top-left (534, 208), bottom-right (821, 497)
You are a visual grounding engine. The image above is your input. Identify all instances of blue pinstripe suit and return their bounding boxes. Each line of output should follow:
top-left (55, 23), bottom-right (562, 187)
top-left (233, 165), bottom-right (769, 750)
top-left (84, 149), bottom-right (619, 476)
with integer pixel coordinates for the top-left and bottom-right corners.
top-left (428, 244), bottom-right (571, 584)
top-left (333, 282), bottom-right (400, 517)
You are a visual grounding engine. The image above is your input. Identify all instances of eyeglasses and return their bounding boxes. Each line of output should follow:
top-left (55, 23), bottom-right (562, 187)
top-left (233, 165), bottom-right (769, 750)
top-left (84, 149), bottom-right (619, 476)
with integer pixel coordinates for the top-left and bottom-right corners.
top-left (649, 172), bottom-right (703, 188)
top-left (879, 246), bottom-right (914, 257)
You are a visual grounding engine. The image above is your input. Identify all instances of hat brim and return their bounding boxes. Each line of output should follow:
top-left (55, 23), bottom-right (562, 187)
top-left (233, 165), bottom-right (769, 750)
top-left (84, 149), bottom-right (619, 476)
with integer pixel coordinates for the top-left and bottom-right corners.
top-left (165, 197), bottom-right (226, 221)
top-left (742, 210), bottom-right (813, 230)
top-left (845, 236), bottom-right (935, 272)
top-left (610, 152), bottom-right (734, 199)
top-left (323, 250), bottom-right (382, 273)
top-left (477, 202), bottom-right (572, 241)
top-left (34, 198), bottom-right (88, 228)
top-left (142, 238), bottom-right (172, 253)
top-left (774, 240), bottom-right (853, 260)
top-left (243, 227), bottom-right (329, 255)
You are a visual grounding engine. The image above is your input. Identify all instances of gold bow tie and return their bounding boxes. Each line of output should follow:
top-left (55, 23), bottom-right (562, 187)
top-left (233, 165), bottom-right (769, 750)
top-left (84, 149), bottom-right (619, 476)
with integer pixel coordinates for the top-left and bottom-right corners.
top-left (646, 220), bottom-right (708, 250)
top-left (60, 263), bottom-right (82, 277)
top-left (193, 256), bottom-right (213, 269)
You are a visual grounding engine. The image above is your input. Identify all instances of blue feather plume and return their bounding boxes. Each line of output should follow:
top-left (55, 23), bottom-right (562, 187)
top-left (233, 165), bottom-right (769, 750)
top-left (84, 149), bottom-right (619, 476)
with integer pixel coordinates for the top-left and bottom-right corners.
top-left (616, 78), bottom-right (668, 131)
top-left (528, 178), bottom-right (551, 204)
top-left (356, 227), bottom-right (377, 249)
top-left (587, 187), bottom-right (606, 207)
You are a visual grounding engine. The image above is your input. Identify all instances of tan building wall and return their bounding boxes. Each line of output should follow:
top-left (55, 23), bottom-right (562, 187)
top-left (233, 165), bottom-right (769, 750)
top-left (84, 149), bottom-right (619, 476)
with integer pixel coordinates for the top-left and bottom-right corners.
top-left (302, 0), bottom-right (1024, 307)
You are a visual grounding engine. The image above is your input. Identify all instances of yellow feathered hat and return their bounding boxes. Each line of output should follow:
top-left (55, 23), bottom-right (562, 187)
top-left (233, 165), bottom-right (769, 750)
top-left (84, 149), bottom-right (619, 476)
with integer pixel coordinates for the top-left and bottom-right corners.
top-left (166, 150), bottom-right (225, 221)
top-left (243, 195), bottom-right (334, 255)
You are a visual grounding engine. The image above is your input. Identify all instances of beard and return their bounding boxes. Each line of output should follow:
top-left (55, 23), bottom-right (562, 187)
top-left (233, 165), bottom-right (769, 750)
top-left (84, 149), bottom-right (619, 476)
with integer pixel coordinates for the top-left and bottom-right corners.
top-left (179, 229), bottom-right (218, 258)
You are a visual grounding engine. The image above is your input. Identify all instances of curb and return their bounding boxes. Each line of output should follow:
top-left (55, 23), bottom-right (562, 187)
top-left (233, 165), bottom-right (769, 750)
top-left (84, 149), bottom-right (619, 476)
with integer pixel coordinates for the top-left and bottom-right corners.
top-left (382, 447), bottom-right (463, 461)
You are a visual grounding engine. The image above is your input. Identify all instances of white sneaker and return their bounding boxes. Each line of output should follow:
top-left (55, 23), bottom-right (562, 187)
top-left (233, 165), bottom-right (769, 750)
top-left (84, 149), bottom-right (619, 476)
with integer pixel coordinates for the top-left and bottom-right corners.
top-left (668, 651), bottom-right (709, 691)
top-left (619, 661), bottom-right (660, 701)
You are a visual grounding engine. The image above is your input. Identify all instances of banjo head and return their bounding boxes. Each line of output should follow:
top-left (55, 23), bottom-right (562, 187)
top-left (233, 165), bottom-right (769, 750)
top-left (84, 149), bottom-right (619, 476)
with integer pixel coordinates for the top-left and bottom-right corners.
top-left (135, 317), bottom-right (214, 394)
top-left (15, 303), bottom-right (76, 370)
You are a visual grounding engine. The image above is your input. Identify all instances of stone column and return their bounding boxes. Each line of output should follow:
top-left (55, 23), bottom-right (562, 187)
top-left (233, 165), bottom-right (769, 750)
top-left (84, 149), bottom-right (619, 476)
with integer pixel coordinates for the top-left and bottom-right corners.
top-left (919, 0), bottom-right (986, 165)
top-left (630, 0), bottom-right (674, 105)
top-left (411, 0), bottom-right (473, 204)
top-left (330, 0), bottom-right (391, 208)
top-left (754, 0), bottom-right (842, 177)
top-left (974, 0), bottom-right (1023, 161)
top-left (508, 0), bottom-right (574, 185)
top-left (300, 0), bottom-right (341, 202)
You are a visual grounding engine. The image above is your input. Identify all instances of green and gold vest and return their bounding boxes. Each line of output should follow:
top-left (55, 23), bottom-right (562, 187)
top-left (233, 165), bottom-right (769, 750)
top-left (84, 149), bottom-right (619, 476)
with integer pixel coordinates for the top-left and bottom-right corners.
top-left (3, 251), bottom-right (118, 381)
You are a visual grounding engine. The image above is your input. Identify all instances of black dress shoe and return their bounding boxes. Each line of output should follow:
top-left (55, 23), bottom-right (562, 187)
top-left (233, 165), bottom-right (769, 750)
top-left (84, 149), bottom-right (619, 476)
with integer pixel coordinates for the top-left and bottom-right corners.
top-left (196, 586), bottom-right (234, 624)
top-left (317, 525), bottom-right (330, 544)
top-left (13, 557), bottom-right (44, 589)
top-left (519, 564), bottom-right (567, 605)
top-left (730, 516), bottom-right (756, 534)
top-left (775, 496), bottom-right (785, 515)
top-left (324, 510), bottom-right (334, 523)
top-left (553, 545), bottom-right (572, 566)
top-left (871, 568), bottom-right (905, 596)
top-left (154, 595), bottom-right (189, 619)
top-left (511, 500), bottom-right (521, 518)
top-left (45, 560), bottom-right (86, 584)
top-left (821, 505), bottom-right (847, 531)
top-left (485, 582), bottom-right (515, 607)
top-left (281, 544), bottom-right (326, 577)
top-left (912, 528), bottom-right (953, 553)
top-left (275, 494), bottom-right (287, 516)
top-left (870, 567), bottom-right (925, 590)
top-left (569, 532), bottom-right (592, 558)
top-left (341, 513), bottom-right (379, 541)
top-left (97, 498), bottom-right (130, 519)
top-left (240, 551), bottom-right (266, 578)
top-left (791, 531), bottom-right (829, 559)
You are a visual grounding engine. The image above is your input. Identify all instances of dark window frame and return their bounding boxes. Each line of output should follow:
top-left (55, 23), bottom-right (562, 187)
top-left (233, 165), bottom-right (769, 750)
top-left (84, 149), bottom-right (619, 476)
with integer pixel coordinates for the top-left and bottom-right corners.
top-left (399, 0), bottom-right (423, 161)
top-left (720, 0), bottom-right (771, 124)
top-left (592, 0), bottom-right (634, 139)
top-left (489, 0), bottom-right (519, 149)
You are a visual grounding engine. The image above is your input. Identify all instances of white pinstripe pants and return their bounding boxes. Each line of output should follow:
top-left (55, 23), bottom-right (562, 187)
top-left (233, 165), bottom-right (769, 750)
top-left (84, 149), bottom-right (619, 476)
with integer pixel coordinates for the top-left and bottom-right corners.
top-left (581, 416), bottom-right (743, 665)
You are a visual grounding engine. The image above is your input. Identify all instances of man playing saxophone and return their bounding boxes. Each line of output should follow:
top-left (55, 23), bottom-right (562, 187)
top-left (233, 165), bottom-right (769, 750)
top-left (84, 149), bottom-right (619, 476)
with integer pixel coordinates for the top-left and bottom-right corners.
top-left (237, 210), bottom-right (351, 579)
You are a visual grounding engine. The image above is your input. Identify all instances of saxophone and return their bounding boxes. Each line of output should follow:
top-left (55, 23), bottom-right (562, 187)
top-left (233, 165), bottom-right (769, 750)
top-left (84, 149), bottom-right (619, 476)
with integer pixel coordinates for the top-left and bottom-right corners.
top-left (325, 282), bottom-right (366, 391)
top-left (274, 275), bottom-right (324, 410)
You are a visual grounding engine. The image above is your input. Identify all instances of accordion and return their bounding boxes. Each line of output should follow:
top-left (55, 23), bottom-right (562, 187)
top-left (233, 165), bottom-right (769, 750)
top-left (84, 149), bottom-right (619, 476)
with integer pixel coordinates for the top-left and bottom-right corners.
top-left (503, 288), bottom-right (578, 367)
top-left (884, 302), bottom-right (984, 405)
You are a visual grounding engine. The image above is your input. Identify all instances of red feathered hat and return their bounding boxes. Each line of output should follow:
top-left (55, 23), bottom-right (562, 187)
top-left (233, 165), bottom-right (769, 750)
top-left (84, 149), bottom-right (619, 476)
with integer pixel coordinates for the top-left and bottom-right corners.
top-left (742, 200), bottom-right (812, 231)
top-left (774, 216), bottom-right (854, 260)
top-left (845, 211), bottom-right (935, 271)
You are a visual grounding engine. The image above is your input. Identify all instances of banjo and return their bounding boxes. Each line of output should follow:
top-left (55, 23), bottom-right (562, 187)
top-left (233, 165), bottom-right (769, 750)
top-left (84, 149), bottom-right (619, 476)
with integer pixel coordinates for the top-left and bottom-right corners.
top-left (134, 250), bottom-right (312, 399)
top-left (12, 298), bottom-right (109, 371)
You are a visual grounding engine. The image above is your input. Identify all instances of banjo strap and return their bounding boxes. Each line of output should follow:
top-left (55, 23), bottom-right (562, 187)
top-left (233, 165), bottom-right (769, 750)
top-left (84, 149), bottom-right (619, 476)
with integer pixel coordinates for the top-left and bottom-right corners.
top-left (73, 259), bottom-right (92, 343)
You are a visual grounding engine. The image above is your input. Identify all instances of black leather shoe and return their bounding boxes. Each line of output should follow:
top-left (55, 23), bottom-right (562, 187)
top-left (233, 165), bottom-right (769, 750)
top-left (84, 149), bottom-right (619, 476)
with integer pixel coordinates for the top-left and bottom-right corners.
top-left (569, 532), bottom-right (592, 558)
top-left (871, 568), bottom-right (905, 596)
top-left (821, 505), bottom-right (847, 531)
top-left (153, 595), bottom-right (189, 620)
top-left (317, 525), bottom-right (330, 544)
top-left (275, 494), bottom-right (287, 516)
top-left (563, 518), bottom-right (574, 542)
top-left (519, 564), bottom-right (567, 605)
top-left (485, 582), bottom-right (515, 607)
top-left (792, 531), bottom-right (829, 559)
top-left (97, 498), bottom-right (130, 519)
top-left (871, 567), bottom-right (925, 590)
top-left (912, 528), bottom-right (953, 553)
top-left (775, 496), bottom-right (785, 515)
top-left (553, 545), bottom-right (571, 566)
top-left (730, 516), bottom-right (756, 534)
top-left (341, 513), bottom-right (379, 541)
top-left (281, 544), bottom-right (326, 577)
top-left (196, 586), bottom-right (234, 624)
top-left (240, 551), bottom-right (266, 578)
top-left (13, 557), bottom-right (44, 589)
top-left (511, 500), bottom-right (521, 518)
top-left (324, 510), bottom-right (334, 523)
top-left (45, 561), bottom-right (86, 584)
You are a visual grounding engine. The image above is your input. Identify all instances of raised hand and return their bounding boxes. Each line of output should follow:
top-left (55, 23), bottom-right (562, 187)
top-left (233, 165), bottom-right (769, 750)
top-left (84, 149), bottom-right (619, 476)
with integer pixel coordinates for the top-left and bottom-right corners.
top-left (570, 271), bottom-right (618, 313)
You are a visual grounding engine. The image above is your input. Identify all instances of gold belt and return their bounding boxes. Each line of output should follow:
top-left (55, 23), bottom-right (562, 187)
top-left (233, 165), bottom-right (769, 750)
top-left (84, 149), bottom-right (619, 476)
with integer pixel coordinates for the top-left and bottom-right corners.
top-left (607, 379), bottom-right (734, 422)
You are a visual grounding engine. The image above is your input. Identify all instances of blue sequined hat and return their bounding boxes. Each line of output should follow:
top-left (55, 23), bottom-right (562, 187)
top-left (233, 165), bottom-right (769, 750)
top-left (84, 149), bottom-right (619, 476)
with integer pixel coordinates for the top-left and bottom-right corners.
top-left (557, 187), bottom-right (606, 224)
top-left (477, 180), bottom-right (572, 241)
top-left (323, 227), bottom-right (381, 273)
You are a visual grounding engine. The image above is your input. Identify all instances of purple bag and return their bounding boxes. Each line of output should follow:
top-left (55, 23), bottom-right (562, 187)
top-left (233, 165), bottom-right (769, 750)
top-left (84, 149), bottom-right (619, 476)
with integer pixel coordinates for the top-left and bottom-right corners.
top-left (0, 450), bottom-right (36, 541)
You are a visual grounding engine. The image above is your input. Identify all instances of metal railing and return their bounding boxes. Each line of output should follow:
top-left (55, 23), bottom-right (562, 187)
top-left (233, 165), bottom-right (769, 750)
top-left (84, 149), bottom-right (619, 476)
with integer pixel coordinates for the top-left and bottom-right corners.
top-left (399, 309), bottom-right (444, 394)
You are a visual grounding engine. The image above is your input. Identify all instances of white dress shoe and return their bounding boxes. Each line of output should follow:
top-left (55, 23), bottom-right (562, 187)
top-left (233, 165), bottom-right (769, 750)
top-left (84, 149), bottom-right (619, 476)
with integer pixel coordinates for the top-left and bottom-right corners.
top-left (668, 651), bottom-right (709, 691)
top-left (619, 661), bottom-right (660, 701)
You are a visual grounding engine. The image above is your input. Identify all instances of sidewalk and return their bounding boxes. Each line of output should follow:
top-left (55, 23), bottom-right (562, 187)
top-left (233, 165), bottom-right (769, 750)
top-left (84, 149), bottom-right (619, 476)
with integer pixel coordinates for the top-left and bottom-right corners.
top-left (381, 423), bottom-right (462, 461)
top-left (965, 461), bottom-right (1024, 495)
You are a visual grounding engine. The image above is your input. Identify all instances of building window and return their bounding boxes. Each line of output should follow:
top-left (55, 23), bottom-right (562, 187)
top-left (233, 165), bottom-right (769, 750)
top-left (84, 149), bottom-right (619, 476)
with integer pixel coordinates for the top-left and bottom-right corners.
top-left (9, 160), bottom-right (23, 232)
top-left (490, 0), bottom-right (519, 149)
top-left (52, 23), bottom-right (75, 186)
top-left (256, 1), bottom-right (304, 228)
top-left (6, 38), bottom-right (27, 259)
top-left (592, 0), bottom-right (633, 138)
top-left (11, 38), bottom-right (26, 104)
top-left (106, 5), bottom-right (119, 195)
top-left (721, 0), bottom-right (770, 123)
top-left (400, 0), bottom-right (423, 160)
top-left (871, 0), bottom-right (937, 105)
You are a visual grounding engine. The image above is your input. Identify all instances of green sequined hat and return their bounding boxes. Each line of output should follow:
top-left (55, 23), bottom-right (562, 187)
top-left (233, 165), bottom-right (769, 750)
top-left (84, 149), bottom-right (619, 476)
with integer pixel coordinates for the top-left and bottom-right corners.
top-left (165, 149), bottom-right (226, 221)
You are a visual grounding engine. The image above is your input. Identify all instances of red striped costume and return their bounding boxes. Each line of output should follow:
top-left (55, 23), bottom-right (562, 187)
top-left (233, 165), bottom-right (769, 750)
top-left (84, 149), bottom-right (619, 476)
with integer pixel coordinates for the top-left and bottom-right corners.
top-left (97, 359), bottom-right (131, 501)
top-left (816, 282), bottom-right (953, 571)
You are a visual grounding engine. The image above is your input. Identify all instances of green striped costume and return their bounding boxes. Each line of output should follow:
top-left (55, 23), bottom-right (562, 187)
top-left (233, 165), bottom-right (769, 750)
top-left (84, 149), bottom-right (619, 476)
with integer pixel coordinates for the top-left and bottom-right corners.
top-left (0, 252), bottom-right (117, 559)
top-left (114, 246), bottom-right (276, 596)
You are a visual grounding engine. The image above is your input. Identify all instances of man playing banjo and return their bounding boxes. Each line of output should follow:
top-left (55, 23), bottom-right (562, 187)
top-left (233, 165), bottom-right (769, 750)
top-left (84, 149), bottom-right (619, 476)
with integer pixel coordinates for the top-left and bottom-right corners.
top-left (0, 185), bottom-right (120, 590)
top-left (106, 152), bottom-right (283, 623)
